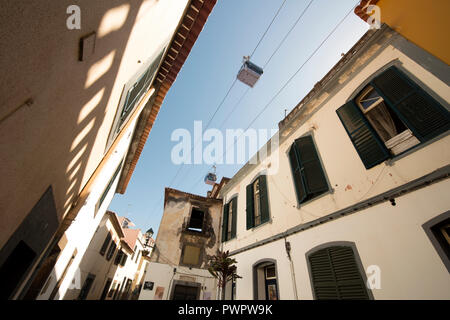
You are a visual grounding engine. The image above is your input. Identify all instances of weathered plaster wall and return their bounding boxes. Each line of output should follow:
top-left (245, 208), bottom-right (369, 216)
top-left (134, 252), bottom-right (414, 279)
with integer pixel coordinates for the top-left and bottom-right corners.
top-left (151, 191), bottom-right (222, 269)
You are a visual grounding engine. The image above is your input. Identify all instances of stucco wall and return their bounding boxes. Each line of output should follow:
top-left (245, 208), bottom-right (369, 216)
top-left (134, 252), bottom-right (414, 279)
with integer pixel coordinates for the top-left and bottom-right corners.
top-left (151, 191), bottom-right (222, 269)
top-left (0, 0), bottom-right (189, 252)
top-left (221, 28), bottom-right (450, 253)
top-left (220, 27), bottom-right (450, 299)
top-left (139, 262), bottom-right (218, 300)
top-left (231, 178), bottom-right (450, 300)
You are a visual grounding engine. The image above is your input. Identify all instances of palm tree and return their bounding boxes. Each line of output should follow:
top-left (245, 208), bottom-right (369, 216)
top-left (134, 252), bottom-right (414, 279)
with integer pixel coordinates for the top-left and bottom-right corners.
top-left (208, 250), bottom-right (241, 300)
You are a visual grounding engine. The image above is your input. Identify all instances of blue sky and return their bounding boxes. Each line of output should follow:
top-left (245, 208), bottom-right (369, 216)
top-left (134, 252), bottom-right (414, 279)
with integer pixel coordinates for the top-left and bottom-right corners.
top-left (109, 0), bottom-right (369, 235)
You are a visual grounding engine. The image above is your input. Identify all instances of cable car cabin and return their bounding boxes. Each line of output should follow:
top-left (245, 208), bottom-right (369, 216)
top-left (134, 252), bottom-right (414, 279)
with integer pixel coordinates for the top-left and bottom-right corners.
top-left (204, 172), bottom-right (217, 185)
top-left (237, 60), bottom-right (263, 87)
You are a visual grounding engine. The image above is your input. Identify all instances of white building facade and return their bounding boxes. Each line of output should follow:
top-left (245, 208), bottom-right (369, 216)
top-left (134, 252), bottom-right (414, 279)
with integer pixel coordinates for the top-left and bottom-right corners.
top-left (219, 25), bottom-right (450, 300)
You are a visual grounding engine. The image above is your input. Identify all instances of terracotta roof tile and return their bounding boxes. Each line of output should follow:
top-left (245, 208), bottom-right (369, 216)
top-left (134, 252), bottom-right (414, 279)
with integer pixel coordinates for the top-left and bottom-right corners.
top-left (354, 0), bottom-right (380, 22)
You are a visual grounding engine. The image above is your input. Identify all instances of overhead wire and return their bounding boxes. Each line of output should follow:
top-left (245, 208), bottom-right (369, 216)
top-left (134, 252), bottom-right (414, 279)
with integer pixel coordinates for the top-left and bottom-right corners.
top-left (145, 0), bottom-right (359, 226)
top-left (177, 0), bottom-right (318, 191)
top-left (150, 0), bottom-right (292, 207)
top-left (187, 1), bottom-right (360, 195)
top-left (218, 1), bottom-right (360, 165)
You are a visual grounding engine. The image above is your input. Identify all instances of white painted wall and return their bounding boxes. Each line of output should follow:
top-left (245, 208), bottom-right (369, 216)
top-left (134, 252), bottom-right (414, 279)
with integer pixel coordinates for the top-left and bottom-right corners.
top-left (231, 179), bottom-right (450, 300)
top-left (139, 262), bottom-right (218, 300)
top-left (221, 29), bottom-right (450, 300)
top-left (35, 107), bottom-right (142, 300)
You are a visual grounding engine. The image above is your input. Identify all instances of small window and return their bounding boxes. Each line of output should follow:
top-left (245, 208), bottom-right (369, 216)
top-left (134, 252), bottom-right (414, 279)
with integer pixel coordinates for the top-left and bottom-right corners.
top-left (246, 175), bottom-right (270, 230)
top-left (181, 245), bottom-right (201, 266)
top-left (114, 250), bottom-right (123, 265)
top-left (131, 246), bottom-right (137, 260)
top-left (135, 250), bottom-right (141, 263)
top-left (227, 205), bottom-right (233, 240)
top-left (78, 274), bottom-right (96, 300)
top-left (106, 241), bottom-right (117, 261)
top-left (222, 198), bottom-right (237, 242)
top-left (424, 213), bottom-right (450, 273)
top-left (100, 233), bottom-right (112, 256)
top-left (188, 207), bottom-right (204, 232)
top-left (265, 266), bottom-right (276, 279)
top-left (120, 252), bottom-right (128, 266)
top-left (253, 179), bottom-right (261, 226)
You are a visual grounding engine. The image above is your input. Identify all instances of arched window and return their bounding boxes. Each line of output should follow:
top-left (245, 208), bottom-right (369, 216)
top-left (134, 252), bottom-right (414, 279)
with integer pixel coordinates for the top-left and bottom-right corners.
top-left (307, 243), bottom-right (371, 300)
top-left (252, 259), bottom-right (279, 300)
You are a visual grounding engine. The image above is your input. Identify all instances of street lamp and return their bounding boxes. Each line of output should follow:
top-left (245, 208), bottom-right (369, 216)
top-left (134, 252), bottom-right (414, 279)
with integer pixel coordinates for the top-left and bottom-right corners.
top-left (143, 228), bottom-right (154, 257)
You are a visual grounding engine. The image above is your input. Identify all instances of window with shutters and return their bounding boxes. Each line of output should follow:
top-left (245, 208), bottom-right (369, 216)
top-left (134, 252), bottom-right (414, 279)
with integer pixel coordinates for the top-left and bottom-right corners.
top-left (423, 212), bottom-right (450, 273)
top-left (356, 85), bottom-right (419, 155)
top-left (307, 244), bottom-right (371, 300)
top-left (106, 48), bottom-right (165, 150)
top-left (222, 197), bottom-right (237, 242)
top-left (337, 66), bottom-right (450, 169)
top-left (99, 233), bottom-right (112, 256)
top-left (78, 273), bottom-right (96, 300)
top-left (114, 249), bottom-right (123, 266)
top-left (106, 241), bottom-right (117, 261)
top-left (120, 252), bottom-right (128, 267)
top-left (246, 175), bottom-right (270, 230)
top-left (288, 135), bottom-right (329, 205)
top-left (253, 180), bottom-right (261, 226)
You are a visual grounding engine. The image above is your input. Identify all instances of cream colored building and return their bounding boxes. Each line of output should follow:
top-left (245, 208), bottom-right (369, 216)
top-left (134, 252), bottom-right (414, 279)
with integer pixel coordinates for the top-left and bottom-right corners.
top-left (0, 0), bottom-right (216, 299)
top-left (139, 187), bottom-right (224, 300)
top-left (219, 25), bottom-right (450, 300)
top-left (35, 211), bottom-right (151, 300)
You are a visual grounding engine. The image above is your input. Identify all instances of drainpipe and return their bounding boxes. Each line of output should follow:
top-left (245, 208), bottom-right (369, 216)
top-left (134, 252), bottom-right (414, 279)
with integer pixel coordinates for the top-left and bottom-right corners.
top-left (284, 236), bottom-right (298, 300)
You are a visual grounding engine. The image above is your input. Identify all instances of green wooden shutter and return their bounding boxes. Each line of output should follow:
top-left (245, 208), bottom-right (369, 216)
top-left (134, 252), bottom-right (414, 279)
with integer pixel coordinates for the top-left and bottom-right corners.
top-left (246, 184), bottom-right (254, 230)
top-left (309, 246), bottom-right (370, 300)
top-left (336, 101), bottom-right (390, 169)
top-left (372, 67), bottom-right (450, 142)
top-left (259, 175), bottom-right (270, 224)
top-left (100, 233), bottom-right (112, 256)
top-left (231, 198), bottom-right (237, 239)
top-left (288, 145), bottom-right (307, 203)
top-left (222, 202), bottom-right (229, 242)
top-left (295, 136), bottom-right (328, 196)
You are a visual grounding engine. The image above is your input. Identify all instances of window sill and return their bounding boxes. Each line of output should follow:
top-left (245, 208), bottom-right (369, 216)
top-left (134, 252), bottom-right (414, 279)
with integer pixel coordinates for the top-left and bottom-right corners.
top-left (222, 236), bottom-right (237, 244)
top-left (385, 130), bottom-right (450, 166)
top-left (182, 229), bottom-right (209, 238)
top-left (296, 188), bottom-right (334, 210)
top-left (249, 219), bottom-right (272, 232)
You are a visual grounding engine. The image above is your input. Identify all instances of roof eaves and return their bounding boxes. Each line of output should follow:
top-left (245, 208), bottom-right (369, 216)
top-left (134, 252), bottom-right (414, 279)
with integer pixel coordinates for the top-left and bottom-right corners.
top-left (117, 0), bottom-right (217, 194)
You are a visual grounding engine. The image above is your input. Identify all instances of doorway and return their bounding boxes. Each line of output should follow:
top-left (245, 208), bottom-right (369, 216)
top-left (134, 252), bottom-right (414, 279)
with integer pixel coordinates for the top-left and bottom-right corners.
top-left (172, 284), bottom-right (200, 300)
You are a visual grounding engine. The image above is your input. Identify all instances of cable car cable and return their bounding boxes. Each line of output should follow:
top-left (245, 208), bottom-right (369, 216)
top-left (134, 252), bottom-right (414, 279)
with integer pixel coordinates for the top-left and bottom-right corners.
top-left (219, 1), bottom-right (359, 164)
top-left (180, 1), bottom-right (358, 193)
top-left (219, 0), bottom-right (315, 129)
top-left (262, 0), bottom-right (315, 68)
top-left (250, 0), bottom-right (288, 58)
top-left (167, 1), bottom-right (290, 190)
top-left (185, 1), bottom-right (359, 195)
